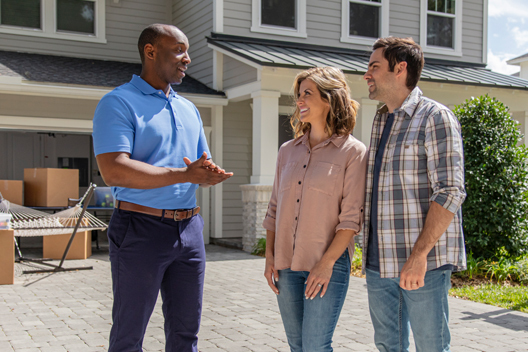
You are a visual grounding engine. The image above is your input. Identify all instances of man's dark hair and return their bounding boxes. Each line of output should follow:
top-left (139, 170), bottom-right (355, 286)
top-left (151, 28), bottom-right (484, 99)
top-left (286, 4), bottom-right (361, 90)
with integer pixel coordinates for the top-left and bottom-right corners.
top-left (372, 37), bottom-right (424, 90)
top-left (137, 24), bottom-right (175, 63)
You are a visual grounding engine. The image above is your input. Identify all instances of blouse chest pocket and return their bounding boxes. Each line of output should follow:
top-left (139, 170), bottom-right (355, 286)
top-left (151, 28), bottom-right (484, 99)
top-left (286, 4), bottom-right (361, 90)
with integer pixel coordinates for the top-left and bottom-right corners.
top-left (307, 161), bottom-right (342, 196)
top-left (279, 162), bottom-right (298, 192)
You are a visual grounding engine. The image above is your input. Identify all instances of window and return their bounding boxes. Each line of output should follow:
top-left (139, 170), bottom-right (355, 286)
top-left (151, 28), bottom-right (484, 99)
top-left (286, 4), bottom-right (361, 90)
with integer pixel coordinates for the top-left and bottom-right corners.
top-left (341, 0), bottom-right (389, 46)
top-left (57, 0), bottom-right (95, 35)
top-left (251, 0), bottom-right (307, 38)
top-left (0, 0), bottom-right (105, 43)
top-left (420, 0), bottom-right (462, 56)
top-left (0, 0), bottom-right (41, 29)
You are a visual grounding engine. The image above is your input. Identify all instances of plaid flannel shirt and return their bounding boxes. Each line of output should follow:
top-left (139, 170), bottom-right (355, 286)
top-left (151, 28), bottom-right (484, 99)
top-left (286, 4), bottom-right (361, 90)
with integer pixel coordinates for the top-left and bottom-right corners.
top-left (362, 87), bottom-right (467, 278)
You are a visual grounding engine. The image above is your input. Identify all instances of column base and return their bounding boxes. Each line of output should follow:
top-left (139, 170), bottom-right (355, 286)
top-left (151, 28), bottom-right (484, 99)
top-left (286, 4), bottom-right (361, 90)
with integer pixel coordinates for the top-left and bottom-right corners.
top-left (240, 184), bottom-right (273, 253)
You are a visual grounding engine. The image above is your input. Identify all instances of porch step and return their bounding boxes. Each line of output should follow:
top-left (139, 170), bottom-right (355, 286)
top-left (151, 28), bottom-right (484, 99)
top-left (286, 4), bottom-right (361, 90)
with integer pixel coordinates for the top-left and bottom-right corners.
top-left (210, 237), bottom-right (243, 250)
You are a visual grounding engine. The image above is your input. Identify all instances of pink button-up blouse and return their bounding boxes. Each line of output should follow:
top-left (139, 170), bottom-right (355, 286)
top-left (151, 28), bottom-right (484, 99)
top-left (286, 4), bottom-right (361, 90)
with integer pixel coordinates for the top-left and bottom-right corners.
top-left (262, 132), bottom-right (368, 272)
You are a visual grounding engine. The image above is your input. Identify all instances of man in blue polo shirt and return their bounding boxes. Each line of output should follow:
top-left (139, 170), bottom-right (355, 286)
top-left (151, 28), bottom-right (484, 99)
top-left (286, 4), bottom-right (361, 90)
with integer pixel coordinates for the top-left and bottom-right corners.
top-left (92, 24), bottom-right (232, 352)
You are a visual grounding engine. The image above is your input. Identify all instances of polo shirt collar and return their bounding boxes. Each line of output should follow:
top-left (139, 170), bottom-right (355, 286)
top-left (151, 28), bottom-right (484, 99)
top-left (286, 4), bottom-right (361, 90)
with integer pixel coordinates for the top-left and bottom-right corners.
top-left (130, 74), bottom-right (178, 98)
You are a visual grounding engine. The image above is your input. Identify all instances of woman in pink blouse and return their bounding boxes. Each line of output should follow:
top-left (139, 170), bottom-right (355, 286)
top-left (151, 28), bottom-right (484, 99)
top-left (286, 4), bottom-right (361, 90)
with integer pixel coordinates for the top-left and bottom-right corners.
top-left (263, 66), bottom-right (368, 352)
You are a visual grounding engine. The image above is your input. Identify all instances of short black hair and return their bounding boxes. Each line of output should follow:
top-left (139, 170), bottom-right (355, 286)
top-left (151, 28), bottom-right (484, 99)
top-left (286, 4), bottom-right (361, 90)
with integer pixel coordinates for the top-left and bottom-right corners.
top-left (372, 37), bottom-right (424, 90)
top-left (137, 24), bottom-right (177, 63)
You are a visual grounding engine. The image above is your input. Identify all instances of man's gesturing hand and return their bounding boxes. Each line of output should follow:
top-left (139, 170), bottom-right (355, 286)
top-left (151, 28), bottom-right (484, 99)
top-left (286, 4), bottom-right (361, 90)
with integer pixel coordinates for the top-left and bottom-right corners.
top-left (183, 152), bottom-right (233, 185)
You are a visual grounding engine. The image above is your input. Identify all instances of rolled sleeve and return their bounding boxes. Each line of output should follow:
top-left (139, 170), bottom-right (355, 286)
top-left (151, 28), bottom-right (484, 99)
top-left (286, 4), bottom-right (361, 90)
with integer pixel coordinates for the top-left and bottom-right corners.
top-left (425, 109), bottom-right (466, 213)
top-left (262, 148), bottom-right (282, 232)
top-left (335, 144), bottom-right (368, 233)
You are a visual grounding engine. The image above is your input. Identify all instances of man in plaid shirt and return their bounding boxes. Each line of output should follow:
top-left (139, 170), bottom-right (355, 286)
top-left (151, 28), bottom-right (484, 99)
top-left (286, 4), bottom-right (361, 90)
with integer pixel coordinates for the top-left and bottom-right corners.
top-left (362, 37), bottom-right (466, 352)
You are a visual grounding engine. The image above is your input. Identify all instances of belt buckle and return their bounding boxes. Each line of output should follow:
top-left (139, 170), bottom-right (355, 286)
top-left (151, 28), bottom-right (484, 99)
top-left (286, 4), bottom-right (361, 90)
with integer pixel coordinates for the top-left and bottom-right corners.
top-left (173, 209), bottom-right (191, 222)
top-left (173, 210), bottom-right (183, 222)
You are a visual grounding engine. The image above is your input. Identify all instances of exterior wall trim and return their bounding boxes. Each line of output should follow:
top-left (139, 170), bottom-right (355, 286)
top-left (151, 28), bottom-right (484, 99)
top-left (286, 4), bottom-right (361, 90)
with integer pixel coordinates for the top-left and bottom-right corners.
top-left (0, 80), bottom-right (227, 106)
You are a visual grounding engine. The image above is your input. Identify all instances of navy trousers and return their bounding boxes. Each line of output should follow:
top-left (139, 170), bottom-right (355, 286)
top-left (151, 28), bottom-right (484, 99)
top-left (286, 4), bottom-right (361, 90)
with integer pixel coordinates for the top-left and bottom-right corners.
top-left (107, 208), bottom-right (206, 352)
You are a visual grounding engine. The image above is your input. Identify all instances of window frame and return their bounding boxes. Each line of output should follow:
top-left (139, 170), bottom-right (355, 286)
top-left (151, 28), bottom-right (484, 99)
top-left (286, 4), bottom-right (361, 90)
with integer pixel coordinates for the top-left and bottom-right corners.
top-left (420, 0), bottom-right (462, 57)
top-left (340, 0), bottom-right (389, 46)
top-left (251, 0), bottom-right (307, 38)
top-left (0, 0), bottom-right (106, 43)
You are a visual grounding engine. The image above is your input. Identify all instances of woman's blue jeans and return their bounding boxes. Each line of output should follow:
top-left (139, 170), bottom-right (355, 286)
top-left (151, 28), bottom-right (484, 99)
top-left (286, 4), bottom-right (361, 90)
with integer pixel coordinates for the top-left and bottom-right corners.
top-left (276, 251), bottom-right (350, 352)
top-left (366, 268), bottom-right (452, 352)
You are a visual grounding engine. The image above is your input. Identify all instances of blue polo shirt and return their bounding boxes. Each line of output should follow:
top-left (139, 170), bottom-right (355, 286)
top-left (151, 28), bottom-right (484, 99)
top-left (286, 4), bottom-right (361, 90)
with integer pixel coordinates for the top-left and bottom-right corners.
top-left (92, 75), bottom-right (211, 210)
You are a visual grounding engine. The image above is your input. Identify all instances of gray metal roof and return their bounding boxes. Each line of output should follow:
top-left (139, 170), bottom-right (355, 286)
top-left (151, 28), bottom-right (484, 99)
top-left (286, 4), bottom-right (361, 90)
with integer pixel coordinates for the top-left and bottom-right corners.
top-left (208, 37), bottom-right (528, 90)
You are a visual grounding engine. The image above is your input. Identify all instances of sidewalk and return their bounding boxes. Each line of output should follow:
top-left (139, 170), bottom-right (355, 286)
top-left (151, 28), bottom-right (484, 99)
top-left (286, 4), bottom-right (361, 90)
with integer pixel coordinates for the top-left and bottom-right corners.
top-left (1, 244), bottom-right (527, 351)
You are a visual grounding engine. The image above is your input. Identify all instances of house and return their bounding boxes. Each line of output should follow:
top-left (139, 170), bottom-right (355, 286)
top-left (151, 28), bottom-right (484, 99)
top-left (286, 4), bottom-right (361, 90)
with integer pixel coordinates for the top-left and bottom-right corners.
top-left (507, 53), bottom-right (528, 80)
top-left (1, 0), bottom-right (528, 251)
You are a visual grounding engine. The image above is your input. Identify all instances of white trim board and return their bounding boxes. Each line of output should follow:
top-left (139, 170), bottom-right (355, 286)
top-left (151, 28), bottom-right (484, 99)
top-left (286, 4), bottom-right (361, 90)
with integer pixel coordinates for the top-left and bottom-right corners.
top-left (0, 116), bottom-right (93, 133)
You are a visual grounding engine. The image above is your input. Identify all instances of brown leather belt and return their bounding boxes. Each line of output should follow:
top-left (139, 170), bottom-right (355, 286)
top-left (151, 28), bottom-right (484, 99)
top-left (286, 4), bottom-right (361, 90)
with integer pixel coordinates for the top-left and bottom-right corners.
top-left (115, 200), bottom-right (200, 221)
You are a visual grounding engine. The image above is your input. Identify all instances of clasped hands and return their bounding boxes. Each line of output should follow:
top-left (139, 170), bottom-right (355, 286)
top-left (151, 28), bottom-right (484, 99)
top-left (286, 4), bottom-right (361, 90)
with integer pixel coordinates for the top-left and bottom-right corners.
top-left (183, 152), bottom-right (233, 186)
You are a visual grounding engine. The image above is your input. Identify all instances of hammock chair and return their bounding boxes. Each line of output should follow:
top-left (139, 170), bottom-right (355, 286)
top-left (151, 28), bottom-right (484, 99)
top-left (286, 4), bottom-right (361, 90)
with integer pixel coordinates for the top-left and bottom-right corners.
top-left (0, 183), bottom-right (108, 274)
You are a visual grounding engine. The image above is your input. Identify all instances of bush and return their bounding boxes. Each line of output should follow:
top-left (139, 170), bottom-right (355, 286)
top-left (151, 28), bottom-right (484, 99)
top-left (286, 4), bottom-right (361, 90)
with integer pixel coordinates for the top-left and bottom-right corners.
top-left (251, 238), bottom-right (266, 257)
top-left (455, 95), bottom-right (528, 259)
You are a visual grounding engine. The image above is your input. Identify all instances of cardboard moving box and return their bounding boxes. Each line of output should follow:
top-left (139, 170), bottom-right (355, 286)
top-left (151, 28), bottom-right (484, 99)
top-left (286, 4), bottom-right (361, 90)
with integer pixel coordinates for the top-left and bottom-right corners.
top-left (43, 231), bottom-right (92, 260)
top-left (0, 180), bottom-right (23, 205)
top-left (24, 168), bottom-right (79, 207)
top-left (0, 230), bottom-right (14, 285)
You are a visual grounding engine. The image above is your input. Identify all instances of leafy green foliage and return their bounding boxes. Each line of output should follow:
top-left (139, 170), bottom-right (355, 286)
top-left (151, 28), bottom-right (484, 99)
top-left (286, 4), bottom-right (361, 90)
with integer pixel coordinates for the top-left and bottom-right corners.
top-left (454, 95), bottom-right (528, 259)
top-left (351, 243), bottom-right (363, 271)
top-left (251, 238), bottom-right (267, 257)
top-left (455, 252), bottom-right (485, 280)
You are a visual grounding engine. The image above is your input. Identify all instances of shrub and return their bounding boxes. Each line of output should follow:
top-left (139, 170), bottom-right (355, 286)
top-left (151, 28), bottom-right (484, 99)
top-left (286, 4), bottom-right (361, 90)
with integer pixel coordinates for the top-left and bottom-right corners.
top-left (251, 238), bottom-right (266, 257)
top-left (454, 95), bottom-right (528, 259)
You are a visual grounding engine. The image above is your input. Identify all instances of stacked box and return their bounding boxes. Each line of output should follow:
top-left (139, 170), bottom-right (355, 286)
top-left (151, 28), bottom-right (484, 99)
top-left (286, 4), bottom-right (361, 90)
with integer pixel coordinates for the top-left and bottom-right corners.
top-left (24, 168), bottom-right (79, 207)
top-left (0, 180), bottom-right (23, 205)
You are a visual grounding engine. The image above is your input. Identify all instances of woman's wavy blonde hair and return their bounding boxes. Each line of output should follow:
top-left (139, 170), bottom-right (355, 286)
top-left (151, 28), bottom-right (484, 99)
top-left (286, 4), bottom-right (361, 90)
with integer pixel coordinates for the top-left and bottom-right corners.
top-left (291, 66), bottom-right (359, 138)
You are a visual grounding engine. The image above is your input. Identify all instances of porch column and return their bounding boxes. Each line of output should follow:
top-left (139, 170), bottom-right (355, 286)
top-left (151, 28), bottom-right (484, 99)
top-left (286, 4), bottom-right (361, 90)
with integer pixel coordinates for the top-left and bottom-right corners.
top-left (250, 90), bottom-right (281, 184)
top-left (240, 90), bottom-right (280, 252)
top-left (211, 105), bottom-right (223, 239)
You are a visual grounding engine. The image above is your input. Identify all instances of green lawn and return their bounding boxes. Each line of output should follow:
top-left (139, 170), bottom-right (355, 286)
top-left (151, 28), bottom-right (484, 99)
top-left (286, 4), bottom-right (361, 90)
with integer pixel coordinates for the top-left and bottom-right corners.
top-left (450, 283), bottom-right (528, 313)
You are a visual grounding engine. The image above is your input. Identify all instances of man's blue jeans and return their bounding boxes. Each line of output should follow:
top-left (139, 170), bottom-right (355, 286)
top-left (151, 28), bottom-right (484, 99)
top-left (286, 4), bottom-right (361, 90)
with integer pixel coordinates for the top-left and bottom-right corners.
top-left (276, 251), bottom-right (350, 352)
top-left (365, 268), bottom-right (452, 352)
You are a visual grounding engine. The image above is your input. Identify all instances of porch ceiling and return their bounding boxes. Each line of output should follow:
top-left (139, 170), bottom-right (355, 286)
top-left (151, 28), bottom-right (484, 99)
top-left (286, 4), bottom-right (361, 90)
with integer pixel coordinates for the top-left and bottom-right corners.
top-left (208, 35), bottom-right (528, 91)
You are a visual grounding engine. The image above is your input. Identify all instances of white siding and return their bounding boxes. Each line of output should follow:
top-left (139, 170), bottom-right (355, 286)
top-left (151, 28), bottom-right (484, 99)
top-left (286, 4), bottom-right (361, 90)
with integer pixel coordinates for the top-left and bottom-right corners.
top-left (222, 0), bottom-right (485, 64)
top-left (223, 55), bottom-right (258, 89)
top-left (222, 100), bottom-right (252, 237)
top-left (172, 0), bottom-right (214, 87)
top-left (0, 0), bottom-right (170, 63)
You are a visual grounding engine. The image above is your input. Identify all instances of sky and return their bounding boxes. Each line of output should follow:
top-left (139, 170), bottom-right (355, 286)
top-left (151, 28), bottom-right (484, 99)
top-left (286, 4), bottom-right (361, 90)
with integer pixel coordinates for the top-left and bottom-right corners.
top-left (487, 0), bottom-right (528, 74)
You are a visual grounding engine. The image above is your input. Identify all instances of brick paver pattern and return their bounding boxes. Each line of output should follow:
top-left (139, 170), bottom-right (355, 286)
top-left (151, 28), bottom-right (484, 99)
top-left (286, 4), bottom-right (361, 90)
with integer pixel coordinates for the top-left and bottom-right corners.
top-left (1, 245), bottom-right (527, 352)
